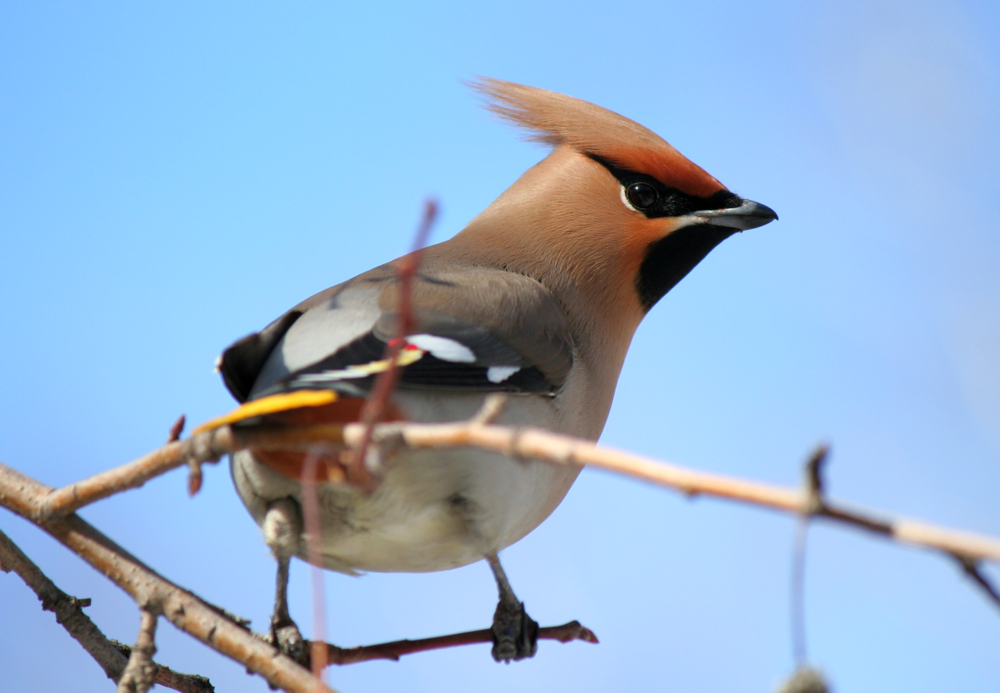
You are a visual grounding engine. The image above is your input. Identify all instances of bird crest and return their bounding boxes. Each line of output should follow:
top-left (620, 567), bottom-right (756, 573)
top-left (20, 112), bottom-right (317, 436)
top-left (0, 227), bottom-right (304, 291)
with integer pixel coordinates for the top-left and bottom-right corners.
top-left (471, 77), bottom-right (725, 198)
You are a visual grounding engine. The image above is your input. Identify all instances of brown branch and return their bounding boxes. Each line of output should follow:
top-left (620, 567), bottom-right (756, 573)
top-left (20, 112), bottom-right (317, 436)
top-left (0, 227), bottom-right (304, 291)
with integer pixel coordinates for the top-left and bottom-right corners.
top-left (0, 462), bottom-right (337, 693)
top-left (957, 558), bottom-right (1000, 612)
top-left (0, 527), bottom-right (214, 693)
top-left (368, 421), bottom-right (1000, 564)
top-left (0, 525), bottom-right (128, 681)
top-left (323, 620), bottom-right (597, 665)
top-left (293, 201), bottom-right (439, 684)
top-left (1, 458), bottom-right (596, 689)
top-left (37, 416), bottom-right (1000, 564)
top-left (163, 420), bottom-right (1000, 565)
top-left (4, 399), bottom-right (1000, 688)
top-left (300, 453), bottom-right (331, 685)
top-left (21, 411), bottom-right (1000, 602)
top-left (168, 415), bottom-right (186, 444)
top-left (349, 198), bottom-right (438, 490)
top-left (791, 443), bottom-right (827, 666)
top-left (39, 430), bottom-right (230, 519)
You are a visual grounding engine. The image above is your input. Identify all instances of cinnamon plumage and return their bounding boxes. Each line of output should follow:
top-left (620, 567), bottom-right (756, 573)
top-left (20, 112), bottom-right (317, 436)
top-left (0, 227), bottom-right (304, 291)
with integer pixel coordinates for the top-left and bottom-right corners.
top-left (199, 78), bottom-right (777, 662)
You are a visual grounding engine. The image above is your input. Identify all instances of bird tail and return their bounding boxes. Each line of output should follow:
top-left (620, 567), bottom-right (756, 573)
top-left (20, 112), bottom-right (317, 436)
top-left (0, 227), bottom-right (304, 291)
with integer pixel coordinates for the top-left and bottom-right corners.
top-left (192, 390), bottom-right (339, 434)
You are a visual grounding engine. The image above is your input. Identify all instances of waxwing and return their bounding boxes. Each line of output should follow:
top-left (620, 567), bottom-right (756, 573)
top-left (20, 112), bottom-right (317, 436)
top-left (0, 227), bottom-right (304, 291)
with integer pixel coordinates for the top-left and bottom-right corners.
top-left (197, 78), bottom-right (777, 663)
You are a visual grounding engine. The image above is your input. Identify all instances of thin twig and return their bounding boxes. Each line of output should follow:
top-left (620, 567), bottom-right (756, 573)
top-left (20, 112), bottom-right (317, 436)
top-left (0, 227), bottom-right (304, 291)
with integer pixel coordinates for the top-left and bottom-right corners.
top-left (1, 405), bottom-right (999, 689)
top-left (1, 460), bottom-right (597, 687)
top-left (349, 198), bottom-right (438, 490)
top-left (176, 420), bottom-right (1000, 566)
top-left (469, 393), bottom-right (508, 425)
top-left (212, 421), bottom-right (1000, 606)
top-left (39, 428), bottom-right (231, 519)
top-left (322, 620), bottom-right (597, 665)
top-left (168, 416), bottom-right (186, 444)
top-left (790, 519), bottom-right (809, 666)
top-left (300, 452), bottom-right (330, 683)
top-left (0, 525), bottom-right (128, 681)
top-left (3, 412), bottom-right (1000, 689)
top-left (370, 421), bottom-right (1000, 564)
top-left (0, 526), bottom-right (214, 693)
top-left (0, 462), bottom-right (337, 693)
top-left (957, 557), bottom-right (1000, 612)
top-left (25, 416), bottom-right (1000, 567)
top-left (791, 444), bottom-right (829, 665)
top-left (803, 444), bottom-right (829, 515)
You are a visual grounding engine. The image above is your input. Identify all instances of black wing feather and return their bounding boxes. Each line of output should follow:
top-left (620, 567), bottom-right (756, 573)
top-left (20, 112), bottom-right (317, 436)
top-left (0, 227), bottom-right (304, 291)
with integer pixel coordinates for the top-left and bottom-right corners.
top-left (270, 328), bottom-right (556, 397)
top-left (219, 310), bottom-right (303, 403)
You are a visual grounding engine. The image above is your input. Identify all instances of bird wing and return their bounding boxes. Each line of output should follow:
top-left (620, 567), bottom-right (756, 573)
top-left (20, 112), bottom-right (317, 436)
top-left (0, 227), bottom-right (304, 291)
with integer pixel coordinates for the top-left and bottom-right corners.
top-left (210, 256), bottom-right (575, 428)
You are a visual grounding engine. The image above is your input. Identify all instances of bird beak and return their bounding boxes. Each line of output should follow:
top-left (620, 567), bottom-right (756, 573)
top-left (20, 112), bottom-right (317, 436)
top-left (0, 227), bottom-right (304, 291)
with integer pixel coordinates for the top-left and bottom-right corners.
top-left (693, 199), bottom-right (778, 231)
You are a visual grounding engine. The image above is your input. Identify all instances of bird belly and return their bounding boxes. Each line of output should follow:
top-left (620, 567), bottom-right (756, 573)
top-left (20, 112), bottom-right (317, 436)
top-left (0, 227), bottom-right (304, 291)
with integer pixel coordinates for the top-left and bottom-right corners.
top-left (229, 391), bottom-right (582, 574)
top-left (231, 447), bottom-right (580, 573)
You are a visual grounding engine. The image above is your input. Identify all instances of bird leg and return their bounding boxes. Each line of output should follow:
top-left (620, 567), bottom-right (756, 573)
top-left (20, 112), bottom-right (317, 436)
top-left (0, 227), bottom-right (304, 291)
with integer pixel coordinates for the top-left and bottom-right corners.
top-left (487, 553), bottom-right (539, 663)
top-left (262, 499), bottom-right (308, 667)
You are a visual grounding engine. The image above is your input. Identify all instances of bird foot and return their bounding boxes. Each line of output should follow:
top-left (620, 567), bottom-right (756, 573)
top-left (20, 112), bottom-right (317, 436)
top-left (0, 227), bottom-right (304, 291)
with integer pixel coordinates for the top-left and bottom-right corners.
top-left (490, 597), bottom-right (539, 663)
top-left (270, 616), bottom-right (309, 668)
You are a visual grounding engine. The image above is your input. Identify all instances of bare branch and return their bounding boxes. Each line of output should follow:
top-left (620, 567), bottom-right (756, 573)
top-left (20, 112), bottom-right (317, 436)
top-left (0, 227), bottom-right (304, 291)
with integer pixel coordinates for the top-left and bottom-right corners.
top-left (323, 620), bottom-right (597, 665)
top-left (182, 420), bottom-right (1000, 565)
top-left (35, 416), bottom-right (1000, 565)
top-left (3, 399), bottom-right (999, 689)
top-left (469, 393), bottom-right (508, 425)
top-left (0, 527), bottom-right (215, 693)
top-left (802, 444), bottom-right (829, 515)
top-left (0, 462), bottom-right (337, 693)
top-left (0, 525), bottom-right (129, 681)
top-left (344, 421), bottom-right (1000, 564)
top-left (957, 557), bottom-right (1000, 612)
top-left (791, 443), bottom-right (829, 665)
top-left (39, 429), bottom-right (230, 519)
top-left (349, 198), bottom-right (438, 490)
top-left (300, 454), bottom-right (331, 685)
top-left (168, 415), bottom-right (186, 444)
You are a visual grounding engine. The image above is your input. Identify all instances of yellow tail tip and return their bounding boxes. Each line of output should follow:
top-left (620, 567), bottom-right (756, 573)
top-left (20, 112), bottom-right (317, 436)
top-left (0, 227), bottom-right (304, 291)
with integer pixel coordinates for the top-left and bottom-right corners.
top-left (193, 390), bottom-right (339, 435)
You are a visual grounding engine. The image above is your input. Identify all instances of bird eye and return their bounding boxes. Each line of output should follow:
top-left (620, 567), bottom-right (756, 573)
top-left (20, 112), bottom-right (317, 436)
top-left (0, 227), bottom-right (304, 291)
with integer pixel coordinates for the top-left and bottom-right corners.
top-left (626, 182), bottom-right (657, 210)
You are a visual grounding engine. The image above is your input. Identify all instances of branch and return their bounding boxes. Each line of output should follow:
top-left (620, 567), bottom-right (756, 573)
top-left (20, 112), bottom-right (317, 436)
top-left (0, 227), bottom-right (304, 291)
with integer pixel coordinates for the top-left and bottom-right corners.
top-left (349, 197), bottom-right (437, 489)
top-left (0, 463), bottom-right (337, 693)
top-left (4, 403), bottom-right (999, 690)
top-left (1, 459), bottom-right (595, 690)
top-left (38, 433), bottom-right (228, 519)
top-left (203, 419), bottom-right (1000, 565)
top-left (0, 526), bottom-right (214, 693)
top-left (958, 559), bottom-right (1000, 612)
top-left (24, 413), bottom-right (1000, 565)
top-left (323, 620), bottom-right (597, 665)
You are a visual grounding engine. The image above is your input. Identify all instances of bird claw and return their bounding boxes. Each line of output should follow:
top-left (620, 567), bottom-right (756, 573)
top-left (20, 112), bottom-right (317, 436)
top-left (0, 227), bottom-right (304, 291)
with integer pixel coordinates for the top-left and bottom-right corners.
top-left (490, 598), bottom-right (539, 663)
top-left (271, 616), bottom-right (309, 668)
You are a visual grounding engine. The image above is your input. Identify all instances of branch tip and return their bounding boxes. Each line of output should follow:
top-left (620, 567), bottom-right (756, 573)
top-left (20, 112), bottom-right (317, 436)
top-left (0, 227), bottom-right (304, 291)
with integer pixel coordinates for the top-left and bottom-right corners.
top-left (471, 393), bottom-right (508, 425)
top-left (803, 443), bottom-right (830, 515)
top-left (187, 459), bottom-right (203, 497)
top-left (956, 555), bottom-right (1000, 612)
top-left (168, 415), bottom-right (186, 444)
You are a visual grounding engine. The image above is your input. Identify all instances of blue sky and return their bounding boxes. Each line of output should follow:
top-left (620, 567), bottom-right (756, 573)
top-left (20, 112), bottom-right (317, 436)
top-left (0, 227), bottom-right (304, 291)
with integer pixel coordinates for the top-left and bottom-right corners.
top-left (2, 1), bottom-right (999, 691)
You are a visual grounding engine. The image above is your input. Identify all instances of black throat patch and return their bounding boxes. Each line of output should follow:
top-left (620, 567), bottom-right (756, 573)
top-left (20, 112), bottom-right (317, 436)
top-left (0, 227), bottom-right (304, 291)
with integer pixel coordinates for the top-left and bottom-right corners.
top-left (637, 225), bottom-right (736, 311)
top-left (586, 154), bottom-right (743, 311)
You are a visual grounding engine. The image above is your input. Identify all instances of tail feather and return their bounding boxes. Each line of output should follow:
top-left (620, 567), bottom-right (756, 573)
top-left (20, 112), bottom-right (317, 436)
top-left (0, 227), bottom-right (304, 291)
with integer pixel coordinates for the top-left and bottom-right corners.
top-left (193, 390), bottom-right (339, 434)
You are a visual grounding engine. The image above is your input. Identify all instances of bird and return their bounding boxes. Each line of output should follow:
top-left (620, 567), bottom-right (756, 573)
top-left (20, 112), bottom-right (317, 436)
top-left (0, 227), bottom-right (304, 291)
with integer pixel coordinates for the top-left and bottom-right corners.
top-left (195, 78), bottom-right (777, 664)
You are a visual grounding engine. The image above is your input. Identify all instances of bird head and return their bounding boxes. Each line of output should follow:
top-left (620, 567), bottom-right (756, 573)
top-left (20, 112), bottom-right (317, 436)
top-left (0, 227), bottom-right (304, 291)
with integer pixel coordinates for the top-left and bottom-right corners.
top-left (452, 78), bottom-right (776, 333)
